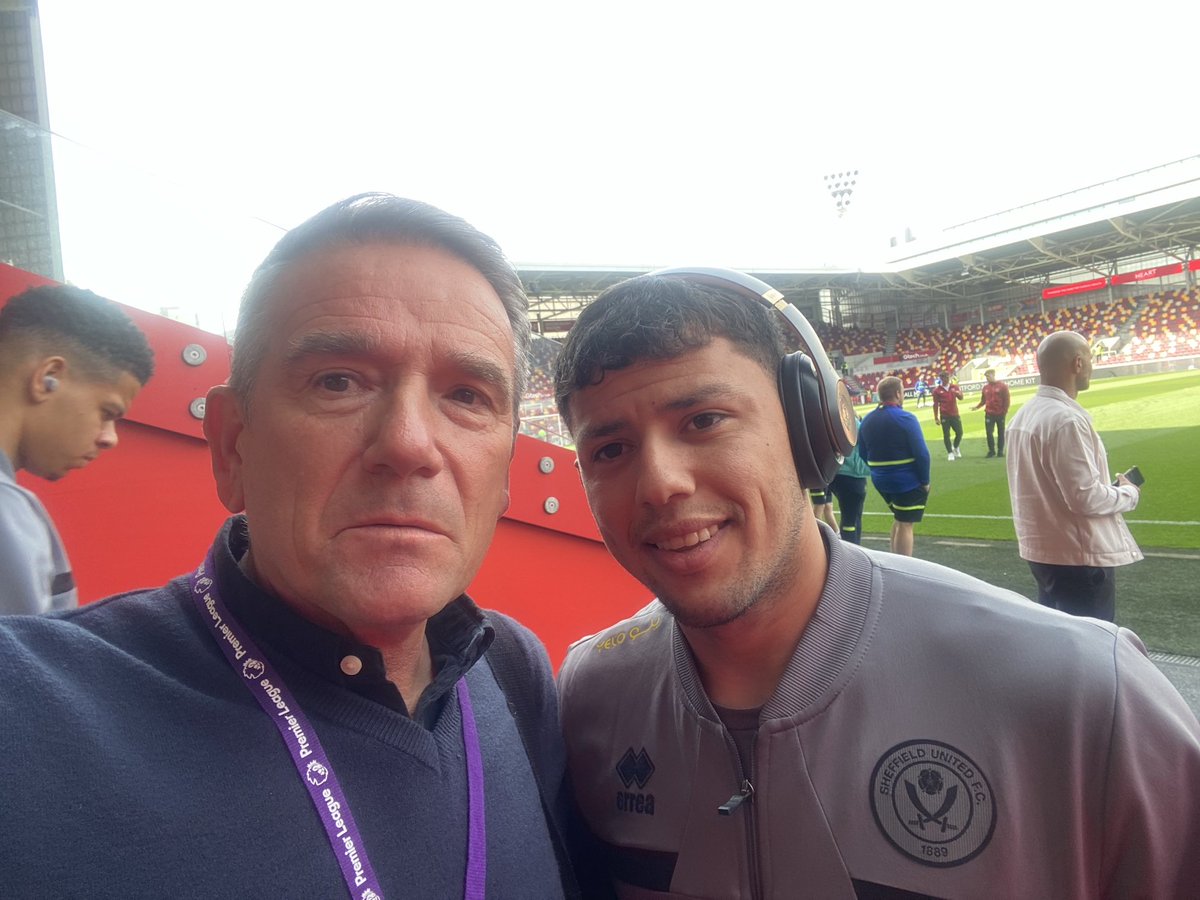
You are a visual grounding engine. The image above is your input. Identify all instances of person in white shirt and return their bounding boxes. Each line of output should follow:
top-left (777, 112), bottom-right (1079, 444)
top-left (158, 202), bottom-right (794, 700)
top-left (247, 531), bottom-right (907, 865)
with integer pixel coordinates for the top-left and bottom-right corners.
top-left (1005, 331), bottom-right (1141, 621)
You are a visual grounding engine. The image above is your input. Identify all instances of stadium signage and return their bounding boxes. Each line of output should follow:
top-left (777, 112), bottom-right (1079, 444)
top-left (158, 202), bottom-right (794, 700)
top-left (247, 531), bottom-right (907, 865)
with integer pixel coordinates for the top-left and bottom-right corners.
top-left (1042, 277), bottom-right (1107, 300)
top-left (901, 350), bottom-right (935, 361)
top-left (903, 374), bottom-right (1038, 398)
top-left (1111, 263), bottom-right (1183, 285)
top-left (1043, 262), bottom-right (1189, 299)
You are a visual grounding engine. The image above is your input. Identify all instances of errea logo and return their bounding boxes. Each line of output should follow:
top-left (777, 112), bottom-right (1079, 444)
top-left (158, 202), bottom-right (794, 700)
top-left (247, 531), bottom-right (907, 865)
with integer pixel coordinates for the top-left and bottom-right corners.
top-left (616, 747), bottom-right (656, 815)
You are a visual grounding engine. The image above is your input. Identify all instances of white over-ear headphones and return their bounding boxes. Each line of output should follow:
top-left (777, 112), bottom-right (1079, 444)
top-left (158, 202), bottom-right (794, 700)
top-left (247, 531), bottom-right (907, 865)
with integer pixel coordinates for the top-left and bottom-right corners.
top-left (43, 375), bottom-right (59, 392)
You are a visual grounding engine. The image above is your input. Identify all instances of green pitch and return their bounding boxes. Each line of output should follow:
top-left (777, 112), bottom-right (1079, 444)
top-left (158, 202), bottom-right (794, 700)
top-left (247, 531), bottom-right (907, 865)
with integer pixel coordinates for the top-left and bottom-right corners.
top-left (861, 369), bottom-right (1200, 549)
top-left (856, 368), bottom-right (1200, 656)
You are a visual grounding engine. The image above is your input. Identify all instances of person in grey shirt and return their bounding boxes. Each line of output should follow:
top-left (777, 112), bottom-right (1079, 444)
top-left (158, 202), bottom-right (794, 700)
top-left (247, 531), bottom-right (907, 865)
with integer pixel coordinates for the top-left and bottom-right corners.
top-left (0, 284), bottom-right (153, 613)
top-left (552, 270), bottom-right (1199, 899)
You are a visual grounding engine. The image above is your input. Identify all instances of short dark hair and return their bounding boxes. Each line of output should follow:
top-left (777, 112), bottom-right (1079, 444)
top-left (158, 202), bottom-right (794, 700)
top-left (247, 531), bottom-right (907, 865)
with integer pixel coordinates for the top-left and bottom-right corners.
top-left (552, 274), bottom-right (785, 432)
top-left (0, 285), bottom-right (154, 384)
top-left (231, 193), bottom-right (531, 414)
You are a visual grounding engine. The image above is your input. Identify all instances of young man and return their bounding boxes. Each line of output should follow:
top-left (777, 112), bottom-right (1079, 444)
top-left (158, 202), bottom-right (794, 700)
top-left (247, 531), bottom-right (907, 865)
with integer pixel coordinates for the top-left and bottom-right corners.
top-left (857, 376), bottom-right (930, 556)
top-left (0, 285), bottom-right (153, 614)
top-left (1006, 331), bottom-right (1141, 621)
top-left (0, 196), bottom-right (575, 897)
top-left (552, 271), bottom-right (1199, 899)
top-left (972, 367), bottom-right (1011, 457)
top-left (931, 370), bottom-right (964, 460)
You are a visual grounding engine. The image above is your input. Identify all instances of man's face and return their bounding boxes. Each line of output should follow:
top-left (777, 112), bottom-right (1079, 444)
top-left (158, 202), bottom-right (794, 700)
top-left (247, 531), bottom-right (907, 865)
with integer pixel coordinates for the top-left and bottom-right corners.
top-left (570, 338), bottom-right (813, 629)
top-left (25, 371), bottom-right (140, 480)
top-left (209, 241), bottom-right (517, 643)
top-left (985, 371), bottom-right (996, 383)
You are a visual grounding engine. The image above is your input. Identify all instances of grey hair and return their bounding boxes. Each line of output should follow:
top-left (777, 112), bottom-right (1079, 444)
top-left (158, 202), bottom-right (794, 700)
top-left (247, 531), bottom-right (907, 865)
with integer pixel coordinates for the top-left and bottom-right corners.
top-left (230, 193), bottom-right (531, 415)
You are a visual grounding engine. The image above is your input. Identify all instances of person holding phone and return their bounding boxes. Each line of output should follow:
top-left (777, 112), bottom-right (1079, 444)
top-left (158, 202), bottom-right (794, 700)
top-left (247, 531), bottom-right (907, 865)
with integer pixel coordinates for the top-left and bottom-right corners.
top-left (1006, 331), bottom-right (1142, 621)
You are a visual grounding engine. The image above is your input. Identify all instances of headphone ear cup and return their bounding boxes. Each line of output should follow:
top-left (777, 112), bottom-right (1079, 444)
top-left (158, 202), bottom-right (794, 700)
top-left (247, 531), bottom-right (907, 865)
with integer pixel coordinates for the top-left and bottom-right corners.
top-left (778, 352), bottom-right (838, 487)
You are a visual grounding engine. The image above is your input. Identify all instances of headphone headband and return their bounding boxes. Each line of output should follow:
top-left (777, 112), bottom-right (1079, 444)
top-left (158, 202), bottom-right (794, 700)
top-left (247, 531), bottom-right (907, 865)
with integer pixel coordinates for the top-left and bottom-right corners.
top-left (649, 267), bottom-right (858, 469)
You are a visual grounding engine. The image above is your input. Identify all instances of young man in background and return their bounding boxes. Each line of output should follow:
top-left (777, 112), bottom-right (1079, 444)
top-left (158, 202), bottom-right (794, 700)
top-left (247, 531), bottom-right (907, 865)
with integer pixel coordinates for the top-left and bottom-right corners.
top-left (0, 285), bottom-right (153, 614)
top-left (931, 370), bottom-right (964, 460)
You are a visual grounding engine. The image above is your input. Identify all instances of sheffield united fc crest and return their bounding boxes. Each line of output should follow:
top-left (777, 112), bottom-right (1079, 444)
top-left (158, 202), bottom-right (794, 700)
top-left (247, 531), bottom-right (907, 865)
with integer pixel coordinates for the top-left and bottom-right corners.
top-left (869, 739), bottom-right (996, 867)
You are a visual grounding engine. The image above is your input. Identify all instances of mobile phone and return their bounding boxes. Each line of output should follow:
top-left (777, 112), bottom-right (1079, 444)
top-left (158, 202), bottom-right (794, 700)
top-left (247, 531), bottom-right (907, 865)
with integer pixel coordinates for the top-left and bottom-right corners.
top-left (1114, 466), bottom-right (1145, 487)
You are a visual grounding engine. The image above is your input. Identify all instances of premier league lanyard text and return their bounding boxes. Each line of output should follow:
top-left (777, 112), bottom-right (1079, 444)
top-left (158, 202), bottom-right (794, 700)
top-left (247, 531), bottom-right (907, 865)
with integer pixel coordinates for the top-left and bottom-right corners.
top-left (190, 551), bottom-right (488, 900)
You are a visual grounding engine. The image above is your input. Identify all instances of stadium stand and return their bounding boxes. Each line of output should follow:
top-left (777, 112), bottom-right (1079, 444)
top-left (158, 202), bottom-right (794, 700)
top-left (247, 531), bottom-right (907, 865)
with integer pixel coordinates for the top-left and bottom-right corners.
top-left (1117, 288), bottom-right (1200, 362)
top-left (520, 285), bottom-right (1198, 428)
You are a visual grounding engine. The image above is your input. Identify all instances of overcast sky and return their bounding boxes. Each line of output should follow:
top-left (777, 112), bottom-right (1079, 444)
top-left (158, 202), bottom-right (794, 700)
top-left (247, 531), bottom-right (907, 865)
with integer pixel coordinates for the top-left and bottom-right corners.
top-left (38, 0), bottom-right (1199, 334)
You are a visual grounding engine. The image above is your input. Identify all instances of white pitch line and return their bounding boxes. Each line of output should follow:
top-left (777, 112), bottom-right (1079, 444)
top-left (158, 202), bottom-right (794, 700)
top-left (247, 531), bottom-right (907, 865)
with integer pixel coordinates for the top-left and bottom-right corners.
top-left (861, 511), bottom-right (1200, 526)
top-left (862, 530), bottom-right (1198, 559)
top-left (1113, 520), bottom-right (1198, 527)
top-left (1149, 652), bottom-right (1200, 668)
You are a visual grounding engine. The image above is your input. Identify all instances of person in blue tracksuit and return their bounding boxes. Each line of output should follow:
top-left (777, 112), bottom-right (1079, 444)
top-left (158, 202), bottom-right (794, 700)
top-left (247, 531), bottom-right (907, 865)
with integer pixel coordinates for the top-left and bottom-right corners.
top-left (857, 376), bottom-right (930, 556)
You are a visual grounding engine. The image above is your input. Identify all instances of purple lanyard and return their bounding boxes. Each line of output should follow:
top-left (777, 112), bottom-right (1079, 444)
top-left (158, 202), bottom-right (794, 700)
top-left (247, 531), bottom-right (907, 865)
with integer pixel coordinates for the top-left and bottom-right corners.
top-left (190, 551), bottom-right (488, 900)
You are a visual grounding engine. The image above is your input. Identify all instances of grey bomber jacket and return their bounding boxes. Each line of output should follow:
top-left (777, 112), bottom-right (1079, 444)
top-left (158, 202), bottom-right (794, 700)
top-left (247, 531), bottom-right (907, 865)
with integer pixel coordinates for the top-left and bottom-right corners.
top-left (559, 528), bottom-right (1200, 899)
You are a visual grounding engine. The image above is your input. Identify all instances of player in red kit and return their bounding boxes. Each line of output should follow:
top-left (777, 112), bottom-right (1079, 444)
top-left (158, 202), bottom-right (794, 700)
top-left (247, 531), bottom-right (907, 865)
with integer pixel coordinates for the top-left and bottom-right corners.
top-left (932, 371), bottom-right (964, 461)
top-left (972, 368), bottom-right (1011, 458)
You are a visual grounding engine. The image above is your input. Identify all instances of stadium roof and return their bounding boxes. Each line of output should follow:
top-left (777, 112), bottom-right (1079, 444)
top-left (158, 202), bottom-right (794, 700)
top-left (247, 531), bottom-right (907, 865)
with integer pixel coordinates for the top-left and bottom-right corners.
top-left (520, 156), bottom-right (1200, 336)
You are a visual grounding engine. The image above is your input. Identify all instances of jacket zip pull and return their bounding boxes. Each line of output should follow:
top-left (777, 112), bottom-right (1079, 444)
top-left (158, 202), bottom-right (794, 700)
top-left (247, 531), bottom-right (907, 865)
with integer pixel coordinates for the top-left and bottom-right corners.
top-left (718, 779), bottom-right (754, 816)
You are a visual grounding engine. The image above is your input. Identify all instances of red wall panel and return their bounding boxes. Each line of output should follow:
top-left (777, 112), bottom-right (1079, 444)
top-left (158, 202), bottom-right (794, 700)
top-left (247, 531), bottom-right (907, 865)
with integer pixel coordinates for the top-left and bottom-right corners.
top-left (28, 422), bottom-right (231, 600)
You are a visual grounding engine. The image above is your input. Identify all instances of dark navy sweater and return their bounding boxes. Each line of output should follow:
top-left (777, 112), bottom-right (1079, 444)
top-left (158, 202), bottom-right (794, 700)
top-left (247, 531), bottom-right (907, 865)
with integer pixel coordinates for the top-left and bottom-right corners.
top-left (0, 518), bottom-right (566, 899)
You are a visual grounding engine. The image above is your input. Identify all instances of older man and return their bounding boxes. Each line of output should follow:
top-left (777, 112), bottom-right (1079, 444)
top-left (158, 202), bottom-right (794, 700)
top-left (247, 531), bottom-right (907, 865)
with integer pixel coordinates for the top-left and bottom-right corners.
top-left (0, 285), bottom-right (153, 614)
top-left (0, 195), bottom-right (574, 898)
top-left (553, 271), bottom-right (1198, 899)
top-left (1006, 330), bottom-right (1142, 621)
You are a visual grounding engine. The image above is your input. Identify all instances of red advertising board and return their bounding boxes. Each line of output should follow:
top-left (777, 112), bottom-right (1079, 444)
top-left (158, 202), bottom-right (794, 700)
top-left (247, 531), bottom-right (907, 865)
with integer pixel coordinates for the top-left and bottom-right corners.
top-left (1041, 277), bottom-right (1107, 300)
top-left (1110, 262), bottom-right (1184, 285)
top-left (1189, 260), bottom-right (1200, 272)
